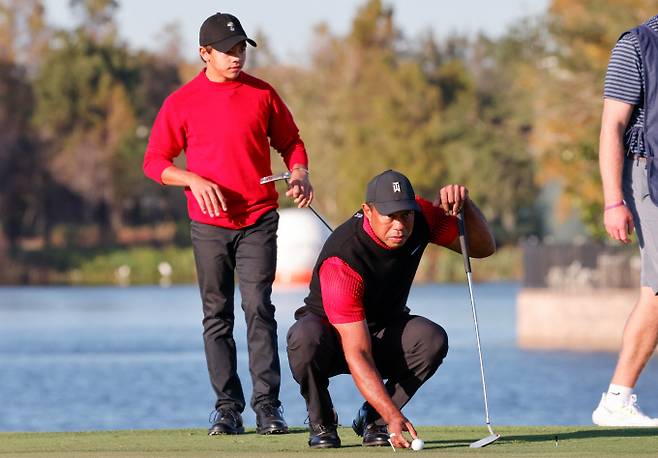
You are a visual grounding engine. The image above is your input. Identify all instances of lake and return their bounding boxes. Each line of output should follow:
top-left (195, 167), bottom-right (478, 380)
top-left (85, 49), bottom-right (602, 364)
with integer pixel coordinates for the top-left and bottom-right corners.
top-left (1, 282), bottom-right (657, 432)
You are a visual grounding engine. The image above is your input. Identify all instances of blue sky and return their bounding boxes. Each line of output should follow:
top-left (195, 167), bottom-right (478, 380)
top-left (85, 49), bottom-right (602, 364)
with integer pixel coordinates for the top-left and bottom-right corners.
top-left (43, 0), bottom-right (550, 62)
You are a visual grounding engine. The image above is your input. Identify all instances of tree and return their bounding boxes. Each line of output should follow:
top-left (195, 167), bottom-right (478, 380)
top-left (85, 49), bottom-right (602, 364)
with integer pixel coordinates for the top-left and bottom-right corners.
top-left (257, 0), bottom-right (542, 242)
top-left (0, 1), bottom-right (50, 249)
top-left (0, 0), bottom-right (49, 67)
top-left (31, 0), bottom-right (182, 242)
top-left (69, 0), bottom-right (118, 44)
top-left (445, 23), bottom-right (545, 242)
top-left (258, 0), bottom-right (445, 223)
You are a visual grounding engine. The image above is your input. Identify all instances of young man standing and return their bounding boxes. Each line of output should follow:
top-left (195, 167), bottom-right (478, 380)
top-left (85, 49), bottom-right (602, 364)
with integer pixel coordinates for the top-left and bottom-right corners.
top-left (287, 170), bottom-right (495, 449)
top-left (143, 12), bottom-right (313, 435)
top-left (594, 14), bottom-right (658, 427)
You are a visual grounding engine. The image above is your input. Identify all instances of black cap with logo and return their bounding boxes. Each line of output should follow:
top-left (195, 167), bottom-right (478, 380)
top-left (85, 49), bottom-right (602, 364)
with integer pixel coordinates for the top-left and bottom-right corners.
top-left (199, 13), bottom-right (257, 53)
top-left (365, 170), bottom-right (420, 215)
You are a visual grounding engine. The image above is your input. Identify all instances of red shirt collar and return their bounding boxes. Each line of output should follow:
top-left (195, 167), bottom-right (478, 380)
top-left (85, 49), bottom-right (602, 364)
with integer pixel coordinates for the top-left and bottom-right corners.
top-left (362, 214), bottom-right (391, 249)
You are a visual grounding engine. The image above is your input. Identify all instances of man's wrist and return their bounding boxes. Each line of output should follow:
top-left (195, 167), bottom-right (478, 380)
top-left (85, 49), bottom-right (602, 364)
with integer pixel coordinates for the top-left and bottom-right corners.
top-left (380, 405), bottom-right (403, 425)
top-left (291, 165), bottom-right (309, 175)
top-left (604, 200), bottom-right (625, 211)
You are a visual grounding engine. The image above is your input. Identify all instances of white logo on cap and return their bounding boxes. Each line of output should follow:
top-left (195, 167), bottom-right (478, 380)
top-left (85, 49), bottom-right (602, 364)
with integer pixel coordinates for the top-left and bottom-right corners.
top-left (392, 182), bottom-right (401, 193)
top-left (227, 21), bottom-right (235, 31)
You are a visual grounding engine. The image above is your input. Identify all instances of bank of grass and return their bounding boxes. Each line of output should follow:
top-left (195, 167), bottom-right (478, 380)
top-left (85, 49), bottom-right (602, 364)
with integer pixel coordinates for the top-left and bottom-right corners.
top-left (19, 245), bottom-right (198, 285)
top-left (68, 244), bottom-right (522, 285)
top-left (1, 426), bottom-right (657, 457)
top-left (417, 244), bottom-right (521, 283)
top-left (15, 243), bottom-right (521, 286)
top-left (67, 246), bottom-right (198, 285)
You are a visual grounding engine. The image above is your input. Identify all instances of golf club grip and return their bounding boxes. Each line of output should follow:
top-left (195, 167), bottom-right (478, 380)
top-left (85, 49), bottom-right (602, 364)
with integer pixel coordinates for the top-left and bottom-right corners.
top-left (457, 209), bottom-right (472, 273)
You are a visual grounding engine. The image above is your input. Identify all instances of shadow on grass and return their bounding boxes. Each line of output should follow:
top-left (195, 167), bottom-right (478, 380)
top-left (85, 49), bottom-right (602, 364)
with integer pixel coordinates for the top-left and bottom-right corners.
top-left (415, 429), bottom-right (658, 450)
top-left (258, 428), bottom-right (364, 449)
top-left (502, 428), bottom-right (658, 443)
top-left (423, 438), bottom-right (473, 450)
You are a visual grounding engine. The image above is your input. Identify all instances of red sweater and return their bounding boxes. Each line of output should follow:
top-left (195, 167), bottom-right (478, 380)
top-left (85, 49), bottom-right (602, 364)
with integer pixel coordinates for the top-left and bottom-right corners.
top-left (319, 197), bottom-right (458, 324)
top-left (143, 70), bottom-right (308, 229)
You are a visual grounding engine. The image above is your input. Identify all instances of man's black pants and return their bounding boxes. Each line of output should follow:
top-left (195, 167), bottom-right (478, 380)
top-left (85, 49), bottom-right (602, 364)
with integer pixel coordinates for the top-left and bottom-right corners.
top-left (286, 311), bottom-right (449, 425)
top-left (191, 210), bottom-right (280, 413)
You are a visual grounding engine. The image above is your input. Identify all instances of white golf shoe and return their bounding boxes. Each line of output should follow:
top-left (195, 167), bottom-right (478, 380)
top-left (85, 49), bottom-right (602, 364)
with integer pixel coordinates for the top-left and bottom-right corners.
top-left (592, 393), bottom-right (658, 427)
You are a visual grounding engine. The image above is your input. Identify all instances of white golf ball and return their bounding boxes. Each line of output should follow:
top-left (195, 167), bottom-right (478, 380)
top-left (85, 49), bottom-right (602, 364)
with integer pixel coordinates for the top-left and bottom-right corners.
top-left (411, 438), bottom-right (424, 451)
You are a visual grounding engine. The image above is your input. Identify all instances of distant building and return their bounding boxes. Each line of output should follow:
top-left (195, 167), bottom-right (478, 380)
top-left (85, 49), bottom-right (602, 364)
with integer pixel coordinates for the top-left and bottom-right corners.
top-left (517, 241), bottom-right (642, 352)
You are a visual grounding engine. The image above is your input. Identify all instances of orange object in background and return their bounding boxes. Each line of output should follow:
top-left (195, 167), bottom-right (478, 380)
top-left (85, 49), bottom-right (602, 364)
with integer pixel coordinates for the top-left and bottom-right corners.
top-left (275, 208), bottom-right (331, 287)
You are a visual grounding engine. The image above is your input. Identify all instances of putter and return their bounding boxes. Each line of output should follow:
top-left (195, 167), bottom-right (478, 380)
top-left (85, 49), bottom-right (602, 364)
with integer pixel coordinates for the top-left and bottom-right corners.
top-left (260, 171), bottom-right (333, 232)
top-left (457, 208), bottom-right (501, 448)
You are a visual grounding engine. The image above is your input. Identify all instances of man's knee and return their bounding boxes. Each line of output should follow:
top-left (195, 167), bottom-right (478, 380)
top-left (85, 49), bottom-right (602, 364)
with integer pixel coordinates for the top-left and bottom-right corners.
top-left (427, 324), bottom-right (449, 365)
top-left (287, 315), bottom-right (336, 376)
top-left (407, 318), bottom-right (449, 368)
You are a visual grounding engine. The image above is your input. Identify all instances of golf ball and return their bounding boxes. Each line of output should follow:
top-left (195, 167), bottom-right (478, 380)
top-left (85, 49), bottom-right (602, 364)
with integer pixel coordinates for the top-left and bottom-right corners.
top-left (411, 438), bottom-right (424, 451)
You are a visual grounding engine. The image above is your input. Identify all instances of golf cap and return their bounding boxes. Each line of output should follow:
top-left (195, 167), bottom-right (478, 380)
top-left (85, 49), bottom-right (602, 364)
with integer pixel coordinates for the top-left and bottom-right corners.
top-left (199, 13), bottom-right (257, 53)
top-left (365, 170), bottom-right (420, 215)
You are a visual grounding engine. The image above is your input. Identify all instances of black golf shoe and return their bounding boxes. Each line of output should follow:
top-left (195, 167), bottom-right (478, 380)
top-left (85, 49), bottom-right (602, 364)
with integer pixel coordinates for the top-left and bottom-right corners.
top-left (308, 422), bottom-right (341, 448)
top-left (255, 401), bottom-right (289, 435)
top-left (352, 403), bottom-right (389, 446)
top-left (352, 402), bottom-right (374, 436)
top-left (362, 423), bottom-right (390, 446)
top-left (208, 407), bottom-right (244, 435)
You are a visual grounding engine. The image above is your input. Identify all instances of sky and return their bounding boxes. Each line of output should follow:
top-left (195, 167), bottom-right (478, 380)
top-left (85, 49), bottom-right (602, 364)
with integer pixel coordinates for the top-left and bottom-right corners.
top-left (43, 0), bottom-right (550, 62)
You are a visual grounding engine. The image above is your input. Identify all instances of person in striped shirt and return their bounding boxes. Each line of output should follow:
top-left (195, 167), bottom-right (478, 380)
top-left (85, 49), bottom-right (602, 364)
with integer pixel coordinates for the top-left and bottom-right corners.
top-left (594, 14), bottom-right (658, 427)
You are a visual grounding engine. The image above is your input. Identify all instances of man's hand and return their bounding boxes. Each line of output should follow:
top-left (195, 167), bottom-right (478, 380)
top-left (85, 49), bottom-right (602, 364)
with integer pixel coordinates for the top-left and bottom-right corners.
top-left (387, 414), bottom-right (418, 449)
top-left (285, 166), bottom-right (314, 208)
top-left (604, 204), bottom-right (635, 244)
top-left (434, 184), bottom-right (468, 215)
top-left (161, 166), bottom-right (227, 217)
top-left (188, 174), bottom-right (227, 217)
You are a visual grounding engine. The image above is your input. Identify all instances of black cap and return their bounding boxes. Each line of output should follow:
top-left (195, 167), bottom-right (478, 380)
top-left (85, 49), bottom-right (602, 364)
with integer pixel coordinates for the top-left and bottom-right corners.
top-left (365, 170), bottom-right (420, 215)
top-left (199, 13), bottom-right (257, 53)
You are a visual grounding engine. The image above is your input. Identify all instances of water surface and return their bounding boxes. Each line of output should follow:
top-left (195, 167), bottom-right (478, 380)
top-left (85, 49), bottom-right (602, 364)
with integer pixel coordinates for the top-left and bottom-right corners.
top-left (1, 282), bottom-right (656, 432)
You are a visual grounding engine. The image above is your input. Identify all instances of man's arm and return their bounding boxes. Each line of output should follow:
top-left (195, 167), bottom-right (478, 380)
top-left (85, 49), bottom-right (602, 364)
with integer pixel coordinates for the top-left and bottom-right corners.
top-left (599, 98), bottom-right (635, 243)
top-left (160, 166), bottom-right (227, 218)
top-left (332, 321), bottom-right (417, 448)
top-left (143, 96), bottom-right (226, 217)
top-left (267, 87), bottom-right (314, 208)
top-left (435, 185), bottom-right (495, 258)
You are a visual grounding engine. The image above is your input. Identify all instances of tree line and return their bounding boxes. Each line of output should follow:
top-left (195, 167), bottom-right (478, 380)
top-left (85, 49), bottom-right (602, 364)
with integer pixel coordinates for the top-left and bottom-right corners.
top-left (0, 0), bottom-right (654, 279)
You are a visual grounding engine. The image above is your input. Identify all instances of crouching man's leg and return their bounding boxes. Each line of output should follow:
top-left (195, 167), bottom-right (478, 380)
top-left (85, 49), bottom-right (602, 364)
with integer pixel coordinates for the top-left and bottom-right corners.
top-left (353, 315), bottom-right (449, 446)
top-left (287, 312), bottom-right (346, 448)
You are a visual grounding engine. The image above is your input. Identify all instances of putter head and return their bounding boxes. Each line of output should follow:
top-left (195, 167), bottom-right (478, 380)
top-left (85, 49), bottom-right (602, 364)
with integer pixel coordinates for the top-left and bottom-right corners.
top-left (469, 433), bottom-right (500, 448)
top-left (259, 171), bottom-right (290, 185)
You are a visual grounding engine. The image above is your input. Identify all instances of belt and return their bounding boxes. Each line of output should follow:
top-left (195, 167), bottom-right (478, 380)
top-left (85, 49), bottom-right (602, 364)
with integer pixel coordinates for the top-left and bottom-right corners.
top-left (632, 154), bottom-right (647, 163)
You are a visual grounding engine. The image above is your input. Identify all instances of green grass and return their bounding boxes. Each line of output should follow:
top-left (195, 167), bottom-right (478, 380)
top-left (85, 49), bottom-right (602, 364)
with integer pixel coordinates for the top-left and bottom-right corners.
top-left (1, 426), bottom-right (657, 457)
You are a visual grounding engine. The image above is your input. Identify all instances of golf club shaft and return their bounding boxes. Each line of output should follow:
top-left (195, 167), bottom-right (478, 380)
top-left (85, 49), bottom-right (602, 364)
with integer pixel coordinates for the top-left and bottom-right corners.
top-left (465, 270), bottom-right (493, 427)
top-left (457, 210), bottom-right (494, 428)
top-left (282, 178), bottom-right (333, 232)
top-left (308, 205), bottom-right (333, 232)
top-left (259, 172), bottom-right (333, 232)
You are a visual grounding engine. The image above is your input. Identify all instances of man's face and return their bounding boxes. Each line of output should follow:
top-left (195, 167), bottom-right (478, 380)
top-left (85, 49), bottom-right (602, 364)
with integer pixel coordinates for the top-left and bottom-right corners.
top-left (362, 203), bottom-right (415, 249)
top-left (201, 41), bottom-right (246, 82)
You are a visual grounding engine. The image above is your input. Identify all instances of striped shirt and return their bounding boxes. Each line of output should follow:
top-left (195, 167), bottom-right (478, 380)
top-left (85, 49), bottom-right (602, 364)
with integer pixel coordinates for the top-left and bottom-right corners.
top-left (604, 15), bottom-right (658, 155)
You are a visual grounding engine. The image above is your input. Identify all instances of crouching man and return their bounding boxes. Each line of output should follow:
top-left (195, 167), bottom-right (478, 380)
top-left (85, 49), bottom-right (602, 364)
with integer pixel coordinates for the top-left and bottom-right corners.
top-left (286, 170), bottom-right (495, 449)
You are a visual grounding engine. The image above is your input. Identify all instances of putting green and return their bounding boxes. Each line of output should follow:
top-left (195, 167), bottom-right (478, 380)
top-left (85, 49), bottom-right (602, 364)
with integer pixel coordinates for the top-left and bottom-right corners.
top-left (1, 426), bottom-right (657, 457)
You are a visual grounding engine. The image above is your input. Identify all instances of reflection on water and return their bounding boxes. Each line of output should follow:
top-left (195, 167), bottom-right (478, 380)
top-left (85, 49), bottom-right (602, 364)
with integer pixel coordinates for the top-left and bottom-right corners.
top-left (1, 283), bottom-right (657, 432)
